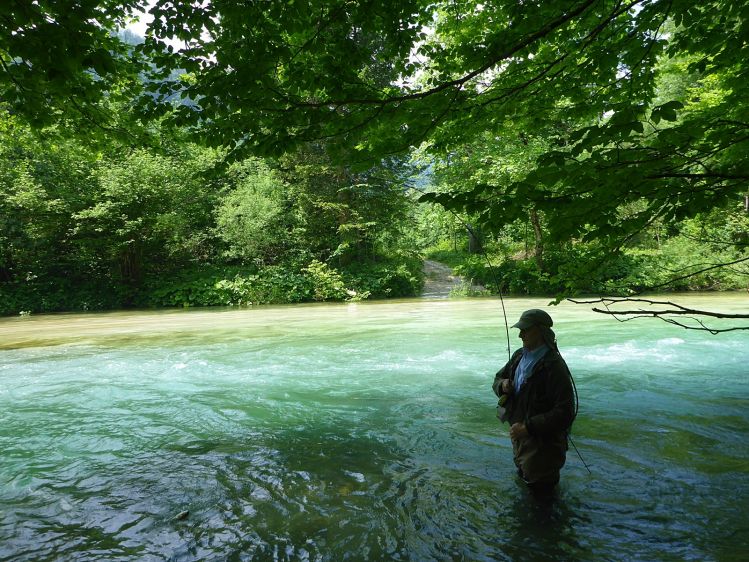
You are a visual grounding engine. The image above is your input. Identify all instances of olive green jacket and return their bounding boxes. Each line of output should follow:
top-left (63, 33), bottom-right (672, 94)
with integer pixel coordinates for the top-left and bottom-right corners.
top-left (492, 347), bottom-right (575, 483)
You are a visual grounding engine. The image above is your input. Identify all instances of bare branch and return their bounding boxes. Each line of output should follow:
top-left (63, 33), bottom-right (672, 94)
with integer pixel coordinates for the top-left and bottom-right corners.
top-left (644, 172), bottom-right (749, 181)
top-left (645, 255), bottom-right (749, 290)
top-left (567, 296), bottom-right (749, 333)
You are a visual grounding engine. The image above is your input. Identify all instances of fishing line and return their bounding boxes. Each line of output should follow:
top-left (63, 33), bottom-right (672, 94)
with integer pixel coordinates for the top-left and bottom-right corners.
top-left (564, 361), bottom-right (591, 474)
top-left (464, 223), bottom-right (512, 362)
top-left (569, 435), bottom-right (592, 474)
top-left (405, 183), bottom-right (511, 361)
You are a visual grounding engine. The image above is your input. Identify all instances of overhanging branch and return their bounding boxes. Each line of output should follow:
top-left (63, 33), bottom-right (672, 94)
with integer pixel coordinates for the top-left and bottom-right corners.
top-left (284, 0), bottom-right (603, 109)
top-left (567, 296), bottom-right (749, 334)
top-left (644, 255), bottom-right (749, 291)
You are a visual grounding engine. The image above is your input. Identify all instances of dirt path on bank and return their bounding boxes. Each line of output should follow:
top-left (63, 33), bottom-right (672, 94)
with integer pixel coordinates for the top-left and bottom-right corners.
top-left (422, 260), bottom-right (464, 298)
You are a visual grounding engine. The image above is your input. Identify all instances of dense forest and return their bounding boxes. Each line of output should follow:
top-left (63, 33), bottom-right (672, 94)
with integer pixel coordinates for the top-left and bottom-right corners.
top-left (0, 117), bottom-right (426, 314)
top-left (1, 1), bottom-right (747, 316)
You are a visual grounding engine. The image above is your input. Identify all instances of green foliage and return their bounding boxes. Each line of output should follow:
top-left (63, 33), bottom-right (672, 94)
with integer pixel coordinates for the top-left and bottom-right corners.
top-left (137, 255), bottom-right (424, 309)
top-left (448, 281), bottom-right (490, 298)
top-left (0, 277), bottom-right (128, 316)
top-left (277, 146), bottom-right (416, 268)
top-left (303, 260), bottom-right (348, 301)
top-left (1, 1), bottom-right (149, 142)
top-left (424, 243), bottom-right (471, 269)
top-left (215, 159), bottom-right (288, 264)
top-left (0, 115), bottom-right (423, 315)
top-left (143, 266), bottom-right (313, 308)
top-left (72, 147), bottom-right (220, 285)
top-left (3, 1), bottom-right (748, 312)
top-left (440, 215), bottom-right (748, 298)
top-left (343, 256), bottom-right (424, 299)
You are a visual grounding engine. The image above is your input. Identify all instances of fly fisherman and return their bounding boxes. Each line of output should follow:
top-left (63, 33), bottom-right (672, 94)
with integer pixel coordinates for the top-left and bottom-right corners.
top-left (492, 309), bottom-right (576, 497)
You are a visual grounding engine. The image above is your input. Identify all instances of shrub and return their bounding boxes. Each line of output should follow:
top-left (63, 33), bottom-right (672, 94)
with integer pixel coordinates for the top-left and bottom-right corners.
top-left (143, 266), bottom-right (313, 308)
top-left (303, 260), bottom-right (349, 301)
top-left (342, 255), bottom-right (424, 299)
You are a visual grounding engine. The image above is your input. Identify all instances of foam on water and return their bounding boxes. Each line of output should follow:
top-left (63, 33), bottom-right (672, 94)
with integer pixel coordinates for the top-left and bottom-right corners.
top-left (658, 337), bottom-right (686, 345)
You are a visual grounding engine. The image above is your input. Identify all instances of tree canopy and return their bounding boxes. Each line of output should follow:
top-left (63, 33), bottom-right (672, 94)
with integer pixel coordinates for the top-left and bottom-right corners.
top-left (4, 1), bottom-right (746, 205)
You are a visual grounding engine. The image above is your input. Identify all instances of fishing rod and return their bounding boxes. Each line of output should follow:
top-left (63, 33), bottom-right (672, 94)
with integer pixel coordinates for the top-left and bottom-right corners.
top-left (407, 183), bottom-right (591, 473)
top-left (405, 183), bottom-right (511, 361)
top-left (465, 223), bottom-right (512, 362)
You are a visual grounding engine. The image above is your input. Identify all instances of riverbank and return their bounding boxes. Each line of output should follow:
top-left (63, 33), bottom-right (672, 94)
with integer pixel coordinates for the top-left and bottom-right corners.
top-left (2, 248), bottom-right (746, 318)
top-left (425, 241), bottom-right (749, 298)
top-left (0, 257), bottom-right (425, 317)
top-left (2, 292), bottom-right (746, 350)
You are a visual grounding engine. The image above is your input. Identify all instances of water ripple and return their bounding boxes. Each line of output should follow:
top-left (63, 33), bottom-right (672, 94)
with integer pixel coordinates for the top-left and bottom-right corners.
top-left (1, 300), bottom-right (748, 560)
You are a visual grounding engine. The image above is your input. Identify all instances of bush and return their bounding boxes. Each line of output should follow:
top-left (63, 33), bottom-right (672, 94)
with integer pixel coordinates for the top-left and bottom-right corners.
top-left (0, 276), bottom-right (129, 315)
top-left (452, 255), bottom-right (501, 288)
top-left (342, 255), bottom-right (424, 299)
top-left (142, 266), bottom-right (313, 308)
top-left (303, 260), bottom-right (349, 301)
top-left (0, 253), bottom-right (425, 315)
top-left (449, 280), bottom-right (490, 298)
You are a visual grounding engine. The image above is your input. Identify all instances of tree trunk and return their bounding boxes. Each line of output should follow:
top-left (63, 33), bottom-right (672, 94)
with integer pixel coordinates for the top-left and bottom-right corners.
top-left (467, 224), bottom-right (482, 254)
top-left (119, 243), bottom-right (142, 306)
top-left (530, 208), bottom-right (544, 272)
top-left (336, 168), bottom-right (355, 267)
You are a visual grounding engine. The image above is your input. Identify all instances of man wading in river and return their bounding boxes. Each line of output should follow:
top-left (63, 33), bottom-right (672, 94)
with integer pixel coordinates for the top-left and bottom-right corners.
top-left (492, 309), bottom-right (576, 496)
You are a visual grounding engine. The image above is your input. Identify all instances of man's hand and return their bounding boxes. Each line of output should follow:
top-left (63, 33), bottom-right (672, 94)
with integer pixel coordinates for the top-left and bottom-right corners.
top-left (501, 379), bottom-right (513, 394)
top-left (509, 422), bottom-right (528, 440)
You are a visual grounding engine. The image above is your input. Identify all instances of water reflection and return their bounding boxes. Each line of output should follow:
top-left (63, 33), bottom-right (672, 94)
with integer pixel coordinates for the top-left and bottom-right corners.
top-left (503, 485), bottom-right (584, 562)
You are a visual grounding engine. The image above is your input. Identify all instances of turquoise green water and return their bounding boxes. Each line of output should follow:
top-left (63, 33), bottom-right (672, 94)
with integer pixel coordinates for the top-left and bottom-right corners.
top-left (1, 296), bottom-right (748, 561)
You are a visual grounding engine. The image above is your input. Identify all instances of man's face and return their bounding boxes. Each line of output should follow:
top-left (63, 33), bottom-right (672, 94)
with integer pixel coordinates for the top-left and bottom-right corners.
top-left (519, 325), bottom-right (543, 350)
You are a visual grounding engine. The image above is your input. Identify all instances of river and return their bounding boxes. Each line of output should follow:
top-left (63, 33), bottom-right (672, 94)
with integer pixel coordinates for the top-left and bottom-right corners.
top-left (1, 295), bottom-right (747, 561)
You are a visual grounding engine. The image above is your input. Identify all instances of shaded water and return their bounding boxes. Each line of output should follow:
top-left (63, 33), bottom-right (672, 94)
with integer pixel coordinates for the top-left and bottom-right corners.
top-left (1, 295), bottom-right (748, 561)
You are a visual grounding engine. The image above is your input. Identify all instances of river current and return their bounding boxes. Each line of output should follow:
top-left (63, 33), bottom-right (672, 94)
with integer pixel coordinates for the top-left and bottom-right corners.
top-left (1, 295), bottom-right (747, 561)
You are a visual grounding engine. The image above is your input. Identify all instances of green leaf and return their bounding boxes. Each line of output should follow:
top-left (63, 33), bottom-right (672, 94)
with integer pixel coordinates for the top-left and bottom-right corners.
top-left (651, 101), bottom-right (685, 123)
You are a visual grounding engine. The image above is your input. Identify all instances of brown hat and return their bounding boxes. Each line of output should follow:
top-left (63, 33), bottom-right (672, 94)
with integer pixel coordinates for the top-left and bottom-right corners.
top-left (511, 309), bottom-right (553, 330)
